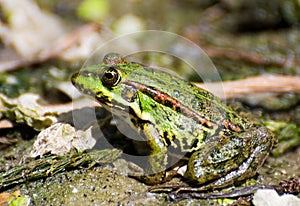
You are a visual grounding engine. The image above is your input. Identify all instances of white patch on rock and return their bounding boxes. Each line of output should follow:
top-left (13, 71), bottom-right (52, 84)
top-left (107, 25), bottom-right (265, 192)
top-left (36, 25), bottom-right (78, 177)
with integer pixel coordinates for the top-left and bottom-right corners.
top-left (252, 189), bottom-right (300, 206)
top-left (29, 123), bottom-right (96, 157)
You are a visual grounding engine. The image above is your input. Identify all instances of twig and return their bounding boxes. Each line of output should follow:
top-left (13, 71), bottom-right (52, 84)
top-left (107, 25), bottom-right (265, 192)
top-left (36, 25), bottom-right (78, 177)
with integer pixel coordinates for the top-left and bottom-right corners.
top-left (195, 74), bottom-right (300, 99)
top-left (166, 178), bottom-right (300, 201)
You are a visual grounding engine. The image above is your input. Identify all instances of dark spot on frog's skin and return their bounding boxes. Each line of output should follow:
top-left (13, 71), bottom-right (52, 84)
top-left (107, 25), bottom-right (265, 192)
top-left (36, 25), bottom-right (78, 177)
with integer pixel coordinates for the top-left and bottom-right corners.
top-left (142, 86), bottom-right (158, 98)
top-left (163, 131), bottom-right (171, 146)
top-left (150, 102), bottom-right (157, 109)
top-left (96, 91), bottom-right (103, 96)
top-left (175, 106), bottom-right (182, 113)
top-left (96, 95), bottom-right (110, 104)
top-left (192, 139), bottom-right (199, 148)
top-left (163, 99), bottom-right (174, 108)
top-left (131, 118), bottom-right (137, 125)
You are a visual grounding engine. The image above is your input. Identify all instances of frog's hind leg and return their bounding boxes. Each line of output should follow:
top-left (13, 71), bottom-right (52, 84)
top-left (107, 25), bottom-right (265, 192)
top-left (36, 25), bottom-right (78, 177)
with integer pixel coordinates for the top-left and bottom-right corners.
top-left (185, 126), bottom-right (274, 190)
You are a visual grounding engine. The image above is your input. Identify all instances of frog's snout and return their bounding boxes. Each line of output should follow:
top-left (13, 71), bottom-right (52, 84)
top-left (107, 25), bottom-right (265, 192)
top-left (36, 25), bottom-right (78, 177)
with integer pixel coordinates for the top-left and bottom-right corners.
top-left (71, 72), bottom-right (79, 86)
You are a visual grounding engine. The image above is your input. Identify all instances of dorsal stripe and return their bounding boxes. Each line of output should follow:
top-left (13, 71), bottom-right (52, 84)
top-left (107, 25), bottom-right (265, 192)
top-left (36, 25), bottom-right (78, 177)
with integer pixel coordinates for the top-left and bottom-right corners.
top-left (124, 80), bottom-right (218, 129)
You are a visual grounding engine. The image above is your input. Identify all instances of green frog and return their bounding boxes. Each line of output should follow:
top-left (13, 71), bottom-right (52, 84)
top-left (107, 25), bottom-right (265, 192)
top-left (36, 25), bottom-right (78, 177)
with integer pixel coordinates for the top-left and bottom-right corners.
top-left (71, 53), bottom-right (276, 190)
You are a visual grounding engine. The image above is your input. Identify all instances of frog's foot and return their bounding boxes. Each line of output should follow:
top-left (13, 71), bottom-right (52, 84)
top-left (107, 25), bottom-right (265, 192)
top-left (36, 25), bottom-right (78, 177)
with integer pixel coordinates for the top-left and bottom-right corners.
top-left (127, 161), bottom-right (145, 176)
top-left (135, 168), bottom-right (182, 185)
top-left (148, 181), bottom-right (216, 194)
top-left (125, 161), bottom-right (166, 185)
top-left (127, 162), bottom-right (181, 185)
top-left (137, 172), bottom-right (169, 185)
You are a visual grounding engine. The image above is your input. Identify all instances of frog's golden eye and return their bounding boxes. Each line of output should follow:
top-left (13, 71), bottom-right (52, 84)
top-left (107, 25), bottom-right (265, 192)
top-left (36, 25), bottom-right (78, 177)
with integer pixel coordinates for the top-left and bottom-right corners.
top-left (101, 67), bottom-right (121, 88)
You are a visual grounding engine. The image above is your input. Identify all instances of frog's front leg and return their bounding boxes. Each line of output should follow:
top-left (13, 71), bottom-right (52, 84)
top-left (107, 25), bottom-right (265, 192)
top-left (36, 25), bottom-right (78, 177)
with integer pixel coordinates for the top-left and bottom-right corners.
top-left (136, 123), bottom-right (171, 185)
top-left (185, 126), bottom-right (275, 190)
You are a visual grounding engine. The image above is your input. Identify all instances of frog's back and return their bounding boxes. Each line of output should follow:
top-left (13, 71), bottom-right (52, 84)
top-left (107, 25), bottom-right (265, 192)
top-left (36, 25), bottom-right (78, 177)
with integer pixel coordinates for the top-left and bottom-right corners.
top-left (119, 62), bottom-right (248, 132)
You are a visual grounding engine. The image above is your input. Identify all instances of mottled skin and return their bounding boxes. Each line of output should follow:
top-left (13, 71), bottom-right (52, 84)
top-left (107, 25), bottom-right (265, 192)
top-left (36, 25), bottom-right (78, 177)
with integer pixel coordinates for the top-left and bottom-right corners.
top-left (71, 53), bottom-right (275, 189)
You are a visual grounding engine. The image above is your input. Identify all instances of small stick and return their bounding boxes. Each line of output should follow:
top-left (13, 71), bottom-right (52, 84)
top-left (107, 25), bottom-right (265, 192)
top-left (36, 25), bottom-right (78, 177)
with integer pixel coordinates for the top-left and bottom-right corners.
top-left (195, 74), bottom-right (300, 99)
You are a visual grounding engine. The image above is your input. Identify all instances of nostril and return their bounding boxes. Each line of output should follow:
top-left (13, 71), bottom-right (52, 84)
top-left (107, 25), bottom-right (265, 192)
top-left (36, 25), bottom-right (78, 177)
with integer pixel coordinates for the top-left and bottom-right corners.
top-left (80, 70), bottom-right (92, 77)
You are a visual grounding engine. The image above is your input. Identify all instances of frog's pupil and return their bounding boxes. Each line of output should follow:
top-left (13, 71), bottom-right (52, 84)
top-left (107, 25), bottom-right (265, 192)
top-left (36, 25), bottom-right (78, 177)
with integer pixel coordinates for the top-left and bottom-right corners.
top-left (105, 72), bottom-right (113, 79)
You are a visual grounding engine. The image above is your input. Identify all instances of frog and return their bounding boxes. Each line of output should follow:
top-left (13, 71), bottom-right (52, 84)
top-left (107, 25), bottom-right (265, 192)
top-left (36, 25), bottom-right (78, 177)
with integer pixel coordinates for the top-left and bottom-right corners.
top-left (71, 53), bottom-right (276, 190)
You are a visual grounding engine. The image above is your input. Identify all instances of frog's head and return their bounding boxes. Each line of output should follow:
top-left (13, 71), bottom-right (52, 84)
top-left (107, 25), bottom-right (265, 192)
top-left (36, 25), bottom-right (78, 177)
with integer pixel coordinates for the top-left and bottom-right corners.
top-left (71, 53), bottom-right (140, 112)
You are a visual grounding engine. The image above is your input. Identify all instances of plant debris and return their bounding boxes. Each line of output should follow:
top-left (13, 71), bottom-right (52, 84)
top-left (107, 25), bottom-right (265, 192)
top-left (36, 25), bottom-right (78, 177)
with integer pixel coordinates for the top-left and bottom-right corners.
top-left (0, 149), bottom-right (122, 191)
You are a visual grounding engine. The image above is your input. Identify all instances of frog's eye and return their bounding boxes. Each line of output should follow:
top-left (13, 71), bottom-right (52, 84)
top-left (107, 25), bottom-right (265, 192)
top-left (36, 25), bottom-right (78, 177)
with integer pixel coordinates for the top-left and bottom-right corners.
top-left (101, 67), bottom-right (121, 88)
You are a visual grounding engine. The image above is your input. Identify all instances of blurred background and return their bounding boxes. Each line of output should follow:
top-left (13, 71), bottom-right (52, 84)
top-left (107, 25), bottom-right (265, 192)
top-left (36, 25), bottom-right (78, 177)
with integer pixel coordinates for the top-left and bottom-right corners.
top-left (0, 0), bottom-right (299, 205)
